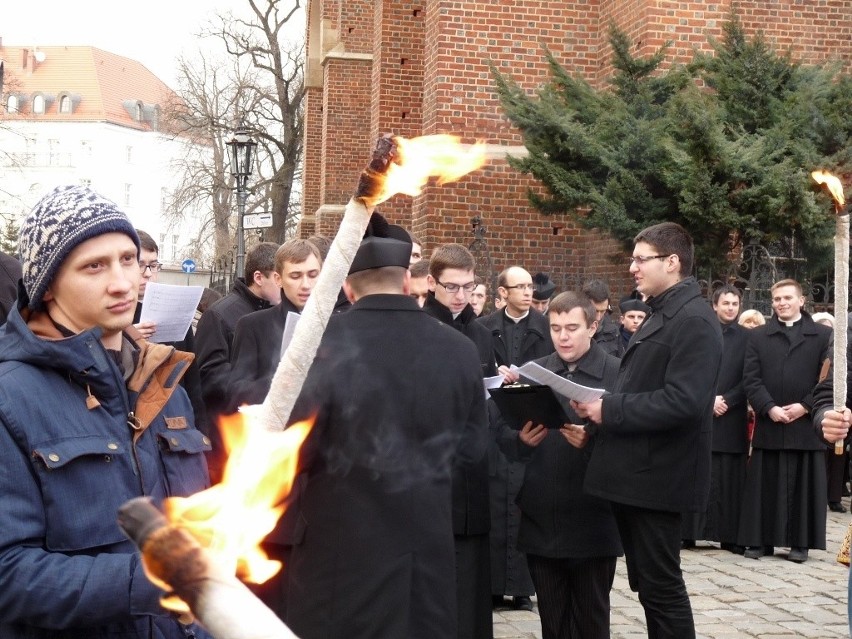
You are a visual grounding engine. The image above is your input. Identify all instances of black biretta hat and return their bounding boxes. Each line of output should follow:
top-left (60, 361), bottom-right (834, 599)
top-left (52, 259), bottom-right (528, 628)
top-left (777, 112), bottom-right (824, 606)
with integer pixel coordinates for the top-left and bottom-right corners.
top-left (348, 212), bottom-right (413, 274)
top-left (619, 292), bottom-right (651, 315)
top-left (532, 272), bottom-right (556, 300)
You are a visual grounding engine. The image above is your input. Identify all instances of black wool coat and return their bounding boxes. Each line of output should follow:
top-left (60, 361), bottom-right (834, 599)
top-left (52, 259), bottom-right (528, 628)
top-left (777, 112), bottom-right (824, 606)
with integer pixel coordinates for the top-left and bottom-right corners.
top-left (227, 294), bottom-right (302, 412)
top-left (284, 294), bottom-right (489, 639)
top-left (478, 307), bottom-right (554, 367)
top-left (0, 251), bottom-right (21, 326)
top-left (744, 312), bottom-right (831, 451)
top-left (584, 277), bottom-right (723, 513)
top-left (495, 345), bottom-right (622, 559)
top-left (593, 313), bottom-right (621, 358)
top-left (424, 293), bottom-right (497, 378)
top-left (713, 321), bottom-right (750, 453)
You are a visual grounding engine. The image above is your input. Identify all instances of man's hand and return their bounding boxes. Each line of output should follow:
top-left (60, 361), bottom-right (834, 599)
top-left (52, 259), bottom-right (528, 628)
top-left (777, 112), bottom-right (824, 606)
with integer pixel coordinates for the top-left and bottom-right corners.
top-left (571, 398), bottom-right (602, 425)
top-left (560, 423), bottom-right (589, 449)
top-left (134, 320), bottom-right (157, 340)
top-left (519, 421), bottom-right (547, 447)
top-left (820, 408), bottom-right (851, 444)
top-left (713, 395), bottom-right (728, 417)
top-left (498, 365), bottom-right (520, 385)
top-left (768, 406), bottom-right (789, 423)
top-left (781, 403), bottom-right (808, 422)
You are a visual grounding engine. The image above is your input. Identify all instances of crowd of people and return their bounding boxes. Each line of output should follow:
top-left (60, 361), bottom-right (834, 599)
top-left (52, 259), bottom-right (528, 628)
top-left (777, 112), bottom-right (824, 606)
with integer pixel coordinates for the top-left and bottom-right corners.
top-left (0, 184), bottom-right (849, 639)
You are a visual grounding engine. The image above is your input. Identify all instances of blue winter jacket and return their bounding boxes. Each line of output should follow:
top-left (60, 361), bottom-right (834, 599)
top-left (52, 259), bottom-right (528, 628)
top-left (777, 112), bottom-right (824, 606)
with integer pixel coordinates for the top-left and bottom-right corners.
top-left (0, 302), bottom-right (213, 639)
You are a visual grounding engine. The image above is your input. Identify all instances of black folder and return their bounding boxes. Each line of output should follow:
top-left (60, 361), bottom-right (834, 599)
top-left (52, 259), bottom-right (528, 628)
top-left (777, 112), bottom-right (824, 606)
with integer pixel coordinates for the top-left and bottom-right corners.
top-left (488, 384), bottom-right (569, 430)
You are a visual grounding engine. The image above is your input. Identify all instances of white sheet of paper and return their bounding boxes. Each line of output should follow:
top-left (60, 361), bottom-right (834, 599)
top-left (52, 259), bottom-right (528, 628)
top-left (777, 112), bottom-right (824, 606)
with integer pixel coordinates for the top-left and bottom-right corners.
top-left (510, 361), bottom-right (606, 403)
top-left (280, 311), bottom-right (301, 359)
top-left (483, 374), bottom-right (505, 400)
top-left (138, 282), bottom-right (204, 343)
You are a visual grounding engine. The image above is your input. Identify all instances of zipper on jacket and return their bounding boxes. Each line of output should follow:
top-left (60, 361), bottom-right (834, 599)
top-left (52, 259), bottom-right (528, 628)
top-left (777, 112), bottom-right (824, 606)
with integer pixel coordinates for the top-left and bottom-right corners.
top-left (127, 411), bottom-right (146, 490)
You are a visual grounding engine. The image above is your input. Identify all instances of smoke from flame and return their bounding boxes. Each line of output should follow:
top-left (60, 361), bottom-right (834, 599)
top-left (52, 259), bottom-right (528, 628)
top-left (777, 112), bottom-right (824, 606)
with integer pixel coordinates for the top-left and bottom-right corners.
top-left (812, 169), bottom-right (846, 209)
top-left (368, 134), bottom-right (486, 207)
top-left (162, 409), bottom-right (312, 585)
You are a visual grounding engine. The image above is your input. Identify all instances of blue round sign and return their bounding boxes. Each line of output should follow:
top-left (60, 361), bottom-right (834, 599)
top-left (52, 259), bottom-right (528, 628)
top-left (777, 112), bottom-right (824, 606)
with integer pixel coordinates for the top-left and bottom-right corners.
top-left (181, 259), bottom-right (197, 273)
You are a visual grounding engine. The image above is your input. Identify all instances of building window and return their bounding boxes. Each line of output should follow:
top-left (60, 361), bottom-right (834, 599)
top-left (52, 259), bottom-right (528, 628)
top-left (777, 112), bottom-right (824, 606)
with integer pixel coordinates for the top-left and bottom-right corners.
top-left (33, 94), bottom-right (45, 114)
top-left (79, 178), bottom-right (92, 188)
top-left (59, 95), bottom-right (72, 114)
top-left (135, 102), bottom-right (143, 122)
top-left (124, 184), bottom-right (132, 207)
top-left (126, 146), bottom-right (133, 163)
top-left (172, 235), bottom-right (179, 262)
top-left (6, 95), bottom-right (18, 113)
top-left (48, 139), bottom-right (59, 166)
top-left (160, 187), bottom-right (168, 214)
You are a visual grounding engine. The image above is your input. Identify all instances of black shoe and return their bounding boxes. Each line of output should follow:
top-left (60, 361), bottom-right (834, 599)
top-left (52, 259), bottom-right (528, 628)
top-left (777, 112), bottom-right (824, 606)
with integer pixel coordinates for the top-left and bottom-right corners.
top-left (787, 547), bottom-right (808, 563)
top-left (721, 542), bottom-right (745, 555)
top-left (829, 501), bottom-right (847, 513)
top-left (492, 595), bottom-right (507, 610)
top-left (744, 545), bottom-right (773, 559)
top-left (681, 539), bottom-right (696, 549)
top-left (512, 596), bottom-right (534, 612)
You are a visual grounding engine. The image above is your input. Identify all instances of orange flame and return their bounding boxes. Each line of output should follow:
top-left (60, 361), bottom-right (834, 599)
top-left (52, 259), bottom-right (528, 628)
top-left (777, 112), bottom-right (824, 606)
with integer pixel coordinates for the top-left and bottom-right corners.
top-left (812, 169), bottom-right (846, 210)
top-left (369, 134), bottom-right (486, 206)
top-left (163, 409), bottom-right (312, 585)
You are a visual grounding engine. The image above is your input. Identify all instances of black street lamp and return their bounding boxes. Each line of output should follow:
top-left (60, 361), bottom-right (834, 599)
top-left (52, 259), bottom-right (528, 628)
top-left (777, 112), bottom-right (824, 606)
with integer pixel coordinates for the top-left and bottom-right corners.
top-left (226, 125), bottom-right (257, 279)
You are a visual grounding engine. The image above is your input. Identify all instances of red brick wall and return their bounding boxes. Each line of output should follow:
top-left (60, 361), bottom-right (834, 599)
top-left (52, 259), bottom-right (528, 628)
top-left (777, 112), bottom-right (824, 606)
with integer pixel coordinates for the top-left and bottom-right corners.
top-left (303, 0), bottom-right (852, 298)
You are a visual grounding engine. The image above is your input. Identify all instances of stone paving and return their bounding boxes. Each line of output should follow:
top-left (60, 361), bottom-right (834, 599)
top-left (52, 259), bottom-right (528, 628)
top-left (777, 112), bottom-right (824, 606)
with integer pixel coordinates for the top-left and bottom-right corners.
top-left (493, 498), bottom-right (851, 638)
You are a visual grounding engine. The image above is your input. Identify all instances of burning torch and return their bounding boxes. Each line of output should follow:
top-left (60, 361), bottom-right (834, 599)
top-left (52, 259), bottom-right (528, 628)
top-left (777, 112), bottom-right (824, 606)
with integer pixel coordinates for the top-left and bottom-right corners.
top-left (812, 169), bottom-right (848, 455)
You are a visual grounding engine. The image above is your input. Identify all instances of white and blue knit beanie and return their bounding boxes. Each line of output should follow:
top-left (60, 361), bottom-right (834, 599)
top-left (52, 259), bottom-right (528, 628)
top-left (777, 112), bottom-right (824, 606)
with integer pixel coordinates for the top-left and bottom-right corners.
top-left (19, 185), bottom-right (140, 310)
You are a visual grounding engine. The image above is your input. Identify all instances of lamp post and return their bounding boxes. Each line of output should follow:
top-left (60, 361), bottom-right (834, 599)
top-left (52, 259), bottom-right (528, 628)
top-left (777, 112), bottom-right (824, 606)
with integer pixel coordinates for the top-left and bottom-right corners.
top-left (226, 125), bottom-right (257, 279)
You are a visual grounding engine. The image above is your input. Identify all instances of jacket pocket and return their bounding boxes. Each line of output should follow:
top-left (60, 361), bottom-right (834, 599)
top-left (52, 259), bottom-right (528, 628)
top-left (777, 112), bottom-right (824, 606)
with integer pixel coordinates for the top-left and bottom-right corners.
top-left (33, 436), bottom-right (137, 551)
top-left (157, 429), bottom-right (212, 496)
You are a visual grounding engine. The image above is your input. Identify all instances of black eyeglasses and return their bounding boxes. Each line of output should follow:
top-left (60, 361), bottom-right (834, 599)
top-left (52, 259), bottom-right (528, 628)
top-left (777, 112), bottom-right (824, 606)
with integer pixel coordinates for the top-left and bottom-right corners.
top-left (629, 255), bottom-right (670, 265)
top-left (139, 261), bottom-right (163, 273)
top-left (503, 283), bottom-right (535, 291)
top-left (437, 280), bottom-right (477, 294)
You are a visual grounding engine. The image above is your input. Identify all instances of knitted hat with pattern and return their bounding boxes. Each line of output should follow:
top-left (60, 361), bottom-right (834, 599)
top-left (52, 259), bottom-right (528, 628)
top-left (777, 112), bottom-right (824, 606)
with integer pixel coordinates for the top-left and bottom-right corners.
top-left (19, 185), bottom-right (140, 310)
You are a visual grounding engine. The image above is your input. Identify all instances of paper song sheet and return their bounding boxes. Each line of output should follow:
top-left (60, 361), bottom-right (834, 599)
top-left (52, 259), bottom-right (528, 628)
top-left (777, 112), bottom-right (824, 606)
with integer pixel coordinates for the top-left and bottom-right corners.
top-left (138, 282), bottom-right (204, 343)
top-left (280, 311), bottom-right (301, 359)
top-left (510, 361), bottom-right (606, 403)
top-left (483, 374), bottom-right (505, 400)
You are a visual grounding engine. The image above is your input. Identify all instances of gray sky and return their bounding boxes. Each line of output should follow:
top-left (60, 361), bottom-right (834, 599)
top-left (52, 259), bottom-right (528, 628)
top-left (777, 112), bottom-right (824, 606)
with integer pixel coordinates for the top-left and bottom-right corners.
top-left (1, 1), bottom-right (305, 88)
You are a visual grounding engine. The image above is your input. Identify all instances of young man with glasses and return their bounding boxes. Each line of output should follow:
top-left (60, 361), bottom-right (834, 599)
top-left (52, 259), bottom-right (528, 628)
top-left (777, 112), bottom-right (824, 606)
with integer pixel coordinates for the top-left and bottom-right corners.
top-left (422, 242), bottom-right (494, 639)
top-left (573, 222), bottom-right (723, 639)
top-left (132, 229), bottom-right (206, 435)
top-left (478, 265), bottom-right (553, 612)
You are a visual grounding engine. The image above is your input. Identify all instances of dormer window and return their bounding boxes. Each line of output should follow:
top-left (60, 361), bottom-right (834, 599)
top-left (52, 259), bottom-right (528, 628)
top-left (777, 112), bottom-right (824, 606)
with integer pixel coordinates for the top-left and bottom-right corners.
top-left (59, 95), bottom-right (72, 114)
top-left (135, 101), bottom-right (143, 122)
top-left (33, 94), bottom-right (45, 114)
top-left (6, 95), bottom-right (18, 113)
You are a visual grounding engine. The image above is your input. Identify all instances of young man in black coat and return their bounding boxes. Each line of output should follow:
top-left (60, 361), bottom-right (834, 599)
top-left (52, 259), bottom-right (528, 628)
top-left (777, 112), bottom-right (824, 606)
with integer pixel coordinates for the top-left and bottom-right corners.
top-left (422, 243), bottom-right (495, 639)
top-left (574, 222), bottom-right (722, 639)
top-left (284, 230), bottom-right (489, 639)
top-left (682, 285), bottom-right (750, 554)
top-left (738, 279), bottom-right (832, 563)
top-left (493, 291), bottom-right (622, 639)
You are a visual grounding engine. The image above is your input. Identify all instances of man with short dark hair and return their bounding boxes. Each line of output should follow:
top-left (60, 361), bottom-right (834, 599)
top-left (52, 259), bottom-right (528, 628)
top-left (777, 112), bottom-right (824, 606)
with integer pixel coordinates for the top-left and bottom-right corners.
top-left (228, 239), bottom-right (323, 409)
top-left (0, 185), bottom-right (211, 639)
top-left (284, 220), bottom-right (488, 639)
top-left (682, 285), bottom-right (749, 554)
top-left (194, 241), bottom-right (280, 476)
top-left (738, 278), bottom-right (832, 563)
top-left (495, 290), bottom-right (621, 639)
top-left (582, 279), bottom-right (620, 357)
top-left (409, 259), bottom-right (430, 307)
top-left (574, 222), bottom-right (722, 639)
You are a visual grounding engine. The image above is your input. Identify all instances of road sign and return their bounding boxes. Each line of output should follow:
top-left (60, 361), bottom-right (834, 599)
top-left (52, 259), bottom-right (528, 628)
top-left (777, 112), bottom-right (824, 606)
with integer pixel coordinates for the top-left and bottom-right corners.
top-left (243, 212), bottom-right (273, 229)
top-left (181, 259), bottom-right (197, 273)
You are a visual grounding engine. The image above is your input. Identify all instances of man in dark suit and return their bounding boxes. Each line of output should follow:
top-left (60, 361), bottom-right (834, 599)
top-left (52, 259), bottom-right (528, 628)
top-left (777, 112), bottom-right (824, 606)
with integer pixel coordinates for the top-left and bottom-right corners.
top-left (681, 284), bottom-right (749, 554)
top-left (574, 222), bottom-right (722, 639)
top-left (738, 279), bottom-right (832, 563)
top-left (422, 242), bottom-right (495, 638)
top-left (493, 291), bottom-right (621, 639)
top-left (228, 239), bottom-right (322, 410)
top-left (0, 250), bottom-right (22, 325)
top-left (284, 227), bottom-right (489, 639)
top-left (582, 279), bottom-right (620, 357)
top-left (478, 264), bottom-right (553, 611)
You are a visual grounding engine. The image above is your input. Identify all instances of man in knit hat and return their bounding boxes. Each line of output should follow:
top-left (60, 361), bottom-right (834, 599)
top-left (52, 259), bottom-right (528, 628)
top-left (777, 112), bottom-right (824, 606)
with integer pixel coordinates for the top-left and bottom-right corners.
top-left (0, 185), bottom-right (212, 639)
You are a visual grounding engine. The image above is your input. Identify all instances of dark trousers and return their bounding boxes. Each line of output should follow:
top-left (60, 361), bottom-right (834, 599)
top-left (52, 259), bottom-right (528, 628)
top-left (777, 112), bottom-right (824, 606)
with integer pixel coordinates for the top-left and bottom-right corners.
top-left (455, 533), bottom-right (493, 639)
top-left (526, 554), bottom-right (616, 639)
top-left (826, 447), bottom-right (849, 503)
top-left (612, 503), bottom-right (695, 639)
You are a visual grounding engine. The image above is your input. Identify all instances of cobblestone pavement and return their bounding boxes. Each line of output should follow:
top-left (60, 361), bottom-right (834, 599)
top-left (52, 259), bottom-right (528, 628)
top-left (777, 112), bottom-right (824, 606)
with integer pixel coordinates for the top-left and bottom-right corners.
top-left (493, 498), bottom-right (851, 638)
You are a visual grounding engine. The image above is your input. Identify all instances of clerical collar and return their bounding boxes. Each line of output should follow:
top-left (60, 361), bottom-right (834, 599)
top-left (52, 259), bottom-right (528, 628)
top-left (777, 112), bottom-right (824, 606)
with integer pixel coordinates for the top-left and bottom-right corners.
top-left (780, 313), bottom-right (802, 327)
top-left (505, 309), bottom-right (529, 323)
top-left (452, 311), bottom-right (461, 320)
